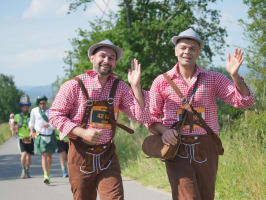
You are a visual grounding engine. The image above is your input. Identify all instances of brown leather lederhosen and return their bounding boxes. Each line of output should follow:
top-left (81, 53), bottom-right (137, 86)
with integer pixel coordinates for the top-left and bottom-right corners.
top-left (163, 73), bottom-right (224, 200)
top-left (68, 77), bottom-right (133, 200)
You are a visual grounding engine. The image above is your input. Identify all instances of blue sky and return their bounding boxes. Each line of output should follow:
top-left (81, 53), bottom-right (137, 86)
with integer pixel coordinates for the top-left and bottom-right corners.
top-left (0, 0), bottom-right (249, 87)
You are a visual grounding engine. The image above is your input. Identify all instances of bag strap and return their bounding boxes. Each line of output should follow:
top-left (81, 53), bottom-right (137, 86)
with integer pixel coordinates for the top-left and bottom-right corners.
top-left (163, 73), bottom-right (200, 105)
top-left (163, 72), bottom-right (210, 134)
top-left (163, 73), bottom-right (200, 132)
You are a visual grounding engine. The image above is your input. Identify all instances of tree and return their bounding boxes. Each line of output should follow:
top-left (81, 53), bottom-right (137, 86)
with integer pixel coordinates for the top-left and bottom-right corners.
top-left (63, 0), bottom-right (227, 89)
top-left (0, 74), bottom-right (23, 122)
top-left (239, 0), bottom-right (266, 110)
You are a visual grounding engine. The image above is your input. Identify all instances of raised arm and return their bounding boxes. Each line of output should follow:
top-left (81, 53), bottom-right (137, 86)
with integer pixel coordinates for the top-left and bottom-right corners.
top-left (226, 48), bottom-right (250, 96)
top-left (128, 58), bottom-right (145, 109)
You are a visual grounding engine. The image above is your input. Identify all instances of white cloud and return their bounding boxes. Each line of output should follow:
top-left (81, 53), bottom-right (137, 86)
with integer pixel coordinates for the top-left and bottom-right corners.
top-left (23, 0), bottom-right (69, 19)
top-left (84, 0), bottom-right (120, 18)
top-left (0, 46), bottom-right (66, 69)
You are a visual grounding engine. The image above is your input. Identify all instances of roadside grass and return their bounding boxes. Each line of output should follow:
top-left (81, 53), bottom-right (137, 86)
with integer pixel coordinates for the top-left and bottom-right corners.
top-left (0, 123), bottom-right (12, 145)
top-left (115, 112), bottom-right (265, 199)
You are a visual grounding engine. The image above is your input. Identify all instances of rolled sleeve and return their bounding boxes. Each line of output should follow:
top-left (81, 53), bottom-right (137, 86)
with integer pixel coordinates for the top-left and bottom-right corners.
top-left (127, 89), bottom-right (150, 123)
top-left (145, 76), bottom-right (164, 128)
top-left (216, 73), bottom-right (254, 108)
top-left (49, 80), bottom-right (79, 139)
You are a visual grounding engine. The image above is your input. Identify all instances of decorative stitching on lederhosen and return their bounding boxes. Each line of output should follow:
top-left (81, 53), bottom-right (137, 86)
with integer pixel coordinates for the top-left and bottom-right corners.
top-left (72, 77), bottom-right (133, 174)
top-left (177, 136), bottom-right (207, 164)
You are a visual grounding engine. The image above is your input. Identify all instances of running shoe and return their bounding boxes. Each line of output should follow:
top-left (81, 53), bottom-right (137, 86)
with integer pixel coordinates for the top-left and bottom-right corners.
top-left (26, 169), bottom-right (31, 178)
top-left (62, 169), bottom-right (69, 178)
top-left (20, 169), bottom-right (26, 179)
top-left (43, 177), bottom-right (50, 184)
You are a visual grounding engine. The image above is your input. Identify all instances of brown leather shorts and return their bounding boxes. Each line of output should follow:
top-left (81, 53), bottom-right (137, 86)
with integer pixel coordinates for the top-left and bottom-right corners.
top-left (68, 139), bottom-right (124, 200)
top-left (166, 135), bottom-right (219, 200)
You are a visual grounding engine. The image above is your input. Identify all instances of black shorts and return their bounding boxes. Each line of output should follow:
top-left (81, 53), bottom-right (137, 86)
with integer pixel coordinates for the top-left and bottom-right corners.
top-left (19, 139), bottom-right (34, 155)
top-left (56, 140), bottom-right (69, 153)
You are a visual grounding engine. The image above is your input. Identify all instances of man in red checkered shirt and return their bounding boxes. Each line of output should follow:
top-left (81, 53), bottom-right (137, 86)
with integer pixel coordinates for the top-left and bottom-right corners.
top-left (148, 28), bottom-right (254, 200)
top-left (49, 39), bottom-right (149, 200)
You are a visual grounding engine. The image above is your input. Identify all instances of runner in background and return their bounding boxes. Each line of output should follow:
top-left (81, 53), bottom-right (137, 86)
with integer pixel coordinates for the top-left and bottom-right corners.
top-left (29, 96), bottom-right (57, 184)
top-left (9, 113), bottom-right (15, 136)
top-left (55, 129), bottom-right (69, 178)
top-left (14, 94), bottom-right (34, 179)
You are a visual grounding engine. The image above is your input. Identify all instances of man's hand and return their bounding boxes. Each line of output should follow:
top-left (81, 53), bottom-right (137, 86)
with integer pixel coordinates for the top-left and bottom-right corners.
top-left (226, 48), bottom-right (250, 96)
top-left (127, 58), bottom-right (145, 109)
top-left (72, 127), bottom-right (102, 145)
top-left (161, 129), bottom-right (179, 146)
top-left (226, 48), bottom-right (244, 78)
top-left (128, 58), bottom-right (141, 88)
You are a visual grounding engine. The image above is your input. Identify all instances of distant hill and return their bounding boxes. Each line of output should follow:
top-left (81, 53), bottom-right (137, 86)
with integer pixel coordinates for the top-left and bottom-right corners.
top-left (18, 84), bottom-right (55, 103)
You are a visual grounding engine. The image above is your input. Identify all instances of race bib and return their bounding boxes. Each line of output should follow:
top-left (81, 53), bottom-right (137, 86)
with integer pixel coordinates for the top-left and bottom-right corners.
top-left (22, 137), bottom-right (32, 144)
top-left (89, 106), bottom-right (119, 129)
top-left (177, 107), bottom-right (205, 130)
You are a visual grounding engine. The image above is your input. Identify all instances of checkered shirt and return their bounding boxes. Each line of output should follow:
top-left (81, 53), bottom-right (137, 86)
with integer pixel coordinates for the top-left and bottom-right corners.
top-left (147, 63), bottom-right (254, 135)
top-left (49, 70), bottom-right (150, 144)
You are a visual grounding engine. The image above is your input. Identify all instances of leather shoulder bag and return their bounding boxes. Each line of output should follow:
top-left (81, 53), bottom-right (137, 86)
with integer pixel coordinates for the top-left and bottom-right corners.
top-left (142, 73), bottom-right (224, 160)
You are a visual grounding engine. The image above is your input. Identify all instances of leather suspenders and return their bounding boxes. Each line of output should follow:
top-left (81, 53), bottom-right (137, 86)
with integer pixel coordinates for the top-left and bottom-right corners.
top-left (73, 77), bottom-right (134, 138)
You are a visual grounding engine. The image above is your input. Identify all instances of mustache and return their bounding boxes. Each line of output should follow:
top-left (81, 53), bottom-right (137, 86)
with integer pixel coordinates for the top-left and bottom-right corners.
top-left (100, 63), bottom-right (112, 68)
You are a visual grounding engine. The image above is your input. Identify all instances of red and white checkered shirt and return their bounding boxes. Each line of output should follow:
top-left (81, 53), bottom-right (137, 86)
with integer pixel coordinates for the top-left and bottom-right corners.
top-left (49, 70), bottom-right (150, 144)
top-left (147, 63), bottom-right (254, 135)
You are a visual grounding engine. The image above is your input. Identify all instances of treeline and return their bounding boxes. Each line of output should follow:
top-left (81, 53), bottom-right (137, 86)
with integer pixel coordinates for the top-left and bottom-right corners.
top-left (0, 74), bottom-right (23, 122)
top-left (60, 0), bottom-right (265, 126)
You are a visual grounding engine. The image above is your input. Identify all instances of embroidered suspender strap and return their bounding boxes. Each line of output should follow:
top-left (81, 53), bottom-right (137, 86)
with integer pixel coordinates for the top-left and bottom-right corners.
top-left (107, 79), bottom-right (134, 135)
top-left (73, 77), bottom-right (134, 135)
top-left (73, 77), bottom-right (93, 129)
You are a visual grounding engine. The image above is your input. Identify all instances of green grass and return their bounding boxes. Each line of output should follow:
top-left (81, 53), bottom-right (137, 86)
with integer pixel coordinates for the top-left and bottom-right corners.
top-left (215, 131), bottom-right (265, 200)
top-left (0, 123), bottom-right (12, 145)
top-left (115, 111), bottom-right (265, 199)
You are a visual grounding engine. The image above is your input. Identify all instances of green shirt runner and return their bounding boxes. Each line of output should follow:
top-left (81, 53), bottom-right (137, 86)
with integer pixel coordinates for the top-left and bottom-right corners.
top-left (14, 113), bottom-right (30, 139)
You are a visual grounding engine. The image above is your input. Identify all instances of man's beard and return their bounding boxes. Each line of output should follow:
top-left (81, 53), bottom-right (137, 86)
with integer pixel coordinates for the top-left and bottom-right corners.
top-left (97, 64), bottom-right (113, 75)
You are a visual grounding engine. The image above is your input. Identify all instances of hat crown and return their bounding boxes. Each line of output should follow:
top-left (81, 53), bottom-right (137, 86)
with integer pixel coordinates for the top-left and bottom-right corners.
top-left (98, 39), bottom-right (115, 46)
top-left (171, 28), bottom-right (204, 48)
top-left (20, 94), bottom-right (30, 104)
top-left (179, 28), bottom-right (201, 40)
top-left (88, 39), bottom-right (123, 61)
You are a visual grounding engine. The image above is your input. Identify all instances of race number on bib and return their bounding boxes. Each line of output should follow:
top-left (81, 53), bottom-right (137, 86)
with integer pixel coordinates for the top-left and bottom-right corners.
top-left (89, 106), bottom-right (119, 129)
top-left (177, 107), bottom-right (205, 130)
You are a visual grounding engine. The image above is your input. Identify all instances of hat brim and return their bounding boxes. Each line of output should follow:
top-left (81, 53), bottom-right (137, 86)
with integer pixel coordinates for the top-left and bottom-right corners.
top-left (19, 103), bottom-right (31, 107)
top-left (88, 43), bottom-right (123, 61)
top-left (172, 36), bottom-right (204, 48)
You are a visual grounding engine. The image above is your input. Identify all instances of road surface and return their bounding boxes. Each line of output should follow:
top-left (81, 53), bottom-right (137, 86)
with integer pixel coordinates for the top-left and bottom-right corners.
top-left (0, 137), bottom-right (171, 200)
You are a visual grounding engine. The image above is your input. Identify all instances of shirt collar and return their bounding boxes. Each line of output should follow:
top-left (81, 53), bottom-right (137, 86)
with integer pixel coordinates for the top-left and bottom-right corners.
top-left (167, 63), bottom-right (206, 79)
top-left (85, 70), bottom-right (120, 80)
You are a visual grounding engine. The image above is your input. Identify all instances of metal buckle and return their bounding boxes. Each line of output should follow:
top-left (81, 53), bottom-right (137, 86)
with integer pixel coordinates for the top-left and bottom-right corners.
top-left (86, 100), bottom-right (93, 106)
top-left (107, 98), bottom-right (114, 104)
top-left (181, 97), bottom-right (188, 105)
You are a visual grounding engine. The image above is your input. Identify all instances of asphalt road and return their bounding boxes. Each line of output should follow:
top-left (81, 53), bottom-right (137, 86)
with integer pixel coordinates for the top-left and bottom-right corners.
top-left (0, 137), bottom-right (171, 200)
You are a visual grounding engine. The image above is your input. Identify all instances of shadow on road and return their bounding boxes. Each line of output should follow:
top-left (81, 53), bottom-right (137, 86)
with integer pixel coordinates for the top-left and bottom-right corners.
top-left (0, 153), bottom-right (65, 181)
